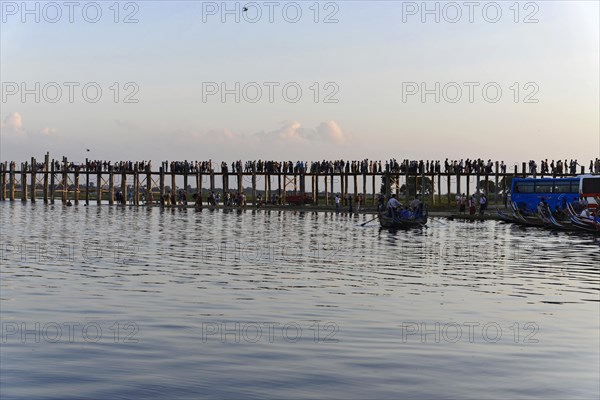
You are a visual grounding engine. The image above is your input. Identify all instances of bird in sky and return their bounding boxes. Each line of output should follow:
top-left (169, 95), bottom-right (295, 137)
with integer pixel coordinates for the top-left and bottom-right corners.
top-left (86, 149), bottom-right (90, 152)
top-left (242, 7), bottom-right (248, 12)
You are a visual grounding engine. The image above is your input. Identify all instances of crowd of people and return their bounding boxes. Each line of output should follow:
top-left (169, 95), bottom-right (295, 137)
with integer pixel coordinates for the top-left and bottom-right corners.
top-left (7, 158), bottom-right (600, 176)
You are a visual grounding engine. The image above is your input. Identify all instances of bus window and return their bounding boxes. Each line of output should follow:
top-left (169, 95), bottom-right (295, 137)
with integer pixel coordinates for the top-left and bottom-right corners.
top-left (581, 177), bottom-right (600, 195)
top-left (553, 181), bottom-right (572, 193)
top-left (534, 182), bottom-right (553, 193)
top-left (515, 182), bottom-right (534, 193)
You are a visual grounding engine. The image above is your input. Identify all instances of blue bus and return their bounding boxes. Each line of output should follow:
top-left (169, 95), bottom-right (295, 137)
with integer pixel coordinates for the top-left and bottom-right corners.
top-left (511, 177), bottom-right (580, 213)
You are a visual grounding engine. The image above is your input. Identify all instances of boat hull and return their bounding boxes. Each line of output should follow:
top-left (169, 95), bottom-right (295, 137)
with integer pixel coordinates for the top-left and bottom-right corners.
top-left (378, 212), bottom-right (427, 229)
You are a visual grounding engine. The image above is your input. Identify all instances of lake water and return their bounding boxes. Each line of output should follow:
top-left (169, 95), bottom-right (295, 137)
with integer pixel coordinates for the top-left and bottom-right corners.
top-left (1, 203), bottom-right (599, 399)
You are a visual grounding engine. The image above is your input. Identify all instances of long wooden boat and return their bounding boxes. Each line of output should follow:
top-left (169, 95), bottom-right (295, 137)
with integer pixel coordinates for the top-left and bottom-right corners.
top-left (497, 209), bottom-right (519, 223)
top-left (510, 202), bottom-right (546, 227)
top-left (565, 203), bottom-right (600, 233)
top-left (379, 208), bottom-right (428, 229)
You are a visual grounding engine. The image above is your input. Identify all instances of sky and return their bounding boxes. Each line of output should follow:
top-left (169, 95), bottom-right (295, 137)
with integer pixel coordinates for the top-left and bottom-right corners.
top-left (1, 0), bottom-right (599, 166)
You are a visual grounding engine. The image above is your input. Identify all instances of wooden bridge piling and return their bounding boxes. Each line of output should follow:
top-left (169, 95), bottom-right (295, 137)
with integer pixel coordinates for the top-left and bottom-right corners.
top-left (9, 163), bottom-right (15, 202)
top-left (1, 162), bottom-right (7, 201)
top-left (74, 167), bottom-right (80, 205)
top-left (61, 157), bottom-right (68, 204)
top-left (20, 163), bottom-right (27, 202)
top-left (30, 157), bottom-right (36, 203)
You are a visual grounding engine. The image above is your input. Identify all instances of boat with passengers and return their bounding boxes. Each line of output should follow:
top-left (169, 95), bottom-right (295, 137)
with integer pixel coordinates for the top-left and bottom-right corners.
top-left (499, 175), bottom-right (600, 232)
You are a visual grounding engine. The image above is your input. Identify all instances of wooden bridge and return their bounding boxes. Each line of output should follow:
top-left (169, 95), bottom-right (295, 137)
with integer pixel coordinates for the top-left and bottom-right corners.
top-left (0, 153), bottom-right (590, 208)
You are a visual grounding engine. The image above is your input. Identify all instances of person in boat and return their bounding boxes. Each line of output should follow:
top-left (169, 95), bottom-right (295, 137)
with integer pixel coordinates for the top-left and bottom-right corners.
top-left (387, 194), bottom-right (401, 218)
top-left (579, 196), bottom-right (590, 218)
top-left (557, 194), bottom-right (568, 211)
top-left (409, 195), bottom-right (421, 212)
top-left (538, 197), bottom-right (550, 217)
top-left (571, 197), bottom-right (582, 213)
top-left (377, 193), bottom-right (385, 212)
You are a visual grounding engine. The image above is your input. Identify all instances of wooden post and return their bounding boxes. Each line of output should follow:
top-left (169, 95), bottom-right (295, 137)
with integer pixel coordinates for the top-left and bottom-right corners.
top-left (30, 157), bottom-right (36, 203)
top-left (43, 154), bottom-right (49, 203)
top-left (311, 175), bottom-right (316, 204)
top-left (49, 160), bottom-right (55, 204)
top-left (222, 170), bottom-right (228, 195)
top-left (299, 173), bottom-right (305, 197)
top-left (314, 174), bottom-right (319, 205)
top-left (146, 166), bottom-right (152, 205)
top-left (171, 171), bottom-right (177, 207)
top-left (62, 157), bottom-right (68, 203)
top-left (251, 173), bottom-right (256, 205)
top-left (446, 173), bottom-right (451, 207)
top-left (345, 173), bottom-right (349, 205)
top-left (353, 174), bottom-right (358, 203)
top-left (325, 175), bottom-right (329, 206)
top-left (264, 173), bottom-right (269, 203)
top-left (237, 171), bottom-right (242, 194)
top-left (494, 161), bottom-right (499, 206)
top-left (372, 174), bottom-right (376, 206)
top-left (159, 167), bottom-right (165, 206)
top-left (362, 174), bottom-right (366, 208)
top-left (278, 174), bottom-right (282, 205)
top-left (183, 167), bottom-right (189, 203)
top-left (74, 167), bottom-right (80, 205)
top-left (1, 162), bottom-right (6, 201)
top-left (282, 173), bottom-right (287, 204)
top-left (431, 173), bottom-right (435, 206)
top-left (134, 167), bottom-right (140, 205)
top-left (329, 173), bottom-right (334, 204)
top-left (384, 172), bottom-right (391, 199)
top-left (466, 175), bottom-right (470, 201)
top-left (122, 171), bottom-right (128, 205)
top-left (9, 163), bottom-right (15, 201)
top-left (109, 170), bottom-right (115, 205)
top-left (96, 166), bottom-right (102, 205)
top-left (403, 160), bottom-right (408, 200)
top-left (198, 170), bottom-right (203, 200)
top-left (85, 160), bottom-right (90, 206)
top-left (503, 172), bottom-right (507, 206)
top-left (30, 157), bottom-right (37, 203)
top-left (21, 163), bottom-right (27, 202)
top-left (210, 169), bottom-right (215, 194)
top-left (340, 173), bottom-right (345, 206)
top-left (437, 172), bottom-right (441, 206)
top-left (456, 171), bottom-right (461, 201)
top-left (522, 162), bottom-right (527, 177)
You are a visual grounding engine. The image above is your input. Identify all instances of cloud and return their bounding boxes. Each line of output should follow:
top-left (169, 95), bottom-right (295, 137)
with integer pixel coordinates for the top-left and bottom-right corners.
top-left (255, 120), bottom-right (346, 143)
top-left (1, 112), bottom-right (24, 135)
top-left (316, 121), bottom-right (345, 143)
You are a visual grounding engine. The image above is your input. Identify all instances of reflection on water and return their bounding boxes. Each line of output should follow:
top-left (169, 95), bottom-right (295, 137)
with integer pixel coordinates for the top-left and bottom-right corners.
top-left (1, 203), bottom-right (599, 399)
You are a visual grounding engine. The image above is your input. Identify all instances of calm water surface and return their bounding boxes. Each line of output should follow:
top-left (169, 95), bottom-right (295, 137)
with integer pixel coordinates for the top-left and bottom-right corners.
top-left (1, 203), bottom-right (599, 399)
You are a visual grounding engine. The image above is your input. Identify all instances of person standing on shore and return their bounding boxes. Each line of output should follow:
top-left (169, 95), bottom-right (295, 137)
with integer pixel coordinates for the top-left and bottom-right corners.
top-left (335, 194), bottom-right (340, 213)
top-left (468, 195), bottom-right (476, 215)
top-left (479, 193), bottom-right (488, 215)
top-left (348, 194), bottom-right (353, 214)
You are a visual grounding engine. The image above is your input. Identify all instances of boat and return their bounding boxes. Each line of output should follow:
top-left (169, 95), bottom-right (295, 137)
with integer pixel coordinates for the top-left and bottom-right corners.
top-left (497, 209), bottom-right (519, 223)
top-left (565, 203), bottom-right (600, 233)
top-left (379, 206), bottom-right (428, 229)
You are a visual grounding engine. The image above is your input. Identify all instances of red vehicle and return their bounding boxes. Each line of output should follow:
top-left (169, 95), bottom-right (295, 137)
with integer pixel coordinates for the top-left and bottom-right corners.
top-left (285, 193), bottom-right (313, 205)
